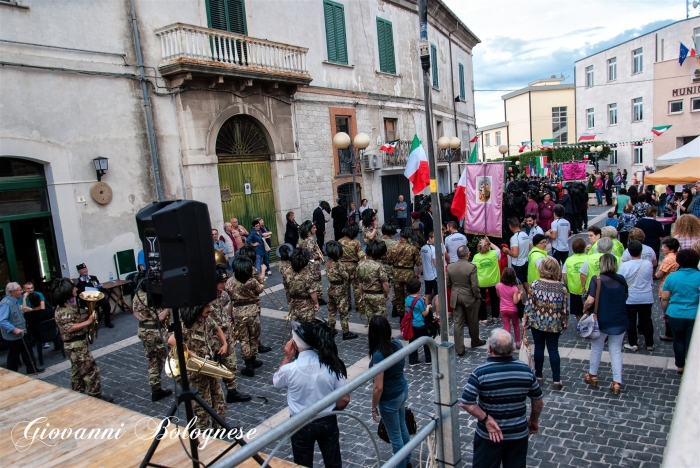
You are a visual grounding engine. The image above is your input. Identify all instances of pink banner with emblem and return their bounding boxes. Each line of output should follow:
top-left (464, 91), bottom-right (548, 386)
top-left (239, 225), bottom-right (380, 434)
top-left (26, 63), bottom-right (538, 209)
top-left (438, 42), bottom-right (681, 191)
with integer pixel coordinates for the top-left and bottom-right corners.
top-left (464, 163), bottom-right (504, 237)
top-left (562, 161), bottom-right (587, 180)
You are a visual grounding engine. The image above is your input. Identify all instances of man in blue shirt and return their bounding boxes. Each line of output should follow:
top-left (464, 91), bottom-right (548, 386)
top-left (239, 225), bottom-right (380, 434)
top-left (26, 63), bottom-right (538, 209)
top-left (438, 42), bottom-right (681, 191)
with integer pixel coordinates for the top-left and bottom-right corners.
top-left (394, 195), bottom-right (408, 230)
top-left (212, 228), bottom-right (228, 255)
top-left (460, 329), bottom-right (543, 468)
top-left (0, 282), bottom-right (43, 374)
top-left (246, 219), bottom-right (266, 275)
top-left (689, 181), bottom-right (700, 217)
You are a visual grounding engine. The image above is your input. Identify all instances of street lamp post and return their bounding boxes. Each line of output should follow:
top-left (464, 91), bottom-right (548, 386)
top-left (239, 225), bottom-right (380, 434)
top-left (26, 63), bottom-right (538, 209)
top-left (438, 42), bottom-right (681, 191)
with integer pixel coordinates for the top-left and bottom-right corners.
top-left (589, 145), bottom-right (603, 172)
top-left (438, 136), bottom-right (461, 190)
top-left (333, 131), bottom-right (370, 225)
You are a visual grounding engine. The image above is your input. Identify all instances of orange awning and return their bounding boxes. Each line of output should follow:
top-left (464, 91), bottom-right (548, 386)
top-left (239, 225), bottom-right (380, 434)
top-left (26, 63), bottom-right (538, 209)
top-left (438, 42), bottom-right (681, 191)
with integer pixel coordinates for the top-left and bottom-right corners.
top-left (645, 158), bottom-right (700, 185)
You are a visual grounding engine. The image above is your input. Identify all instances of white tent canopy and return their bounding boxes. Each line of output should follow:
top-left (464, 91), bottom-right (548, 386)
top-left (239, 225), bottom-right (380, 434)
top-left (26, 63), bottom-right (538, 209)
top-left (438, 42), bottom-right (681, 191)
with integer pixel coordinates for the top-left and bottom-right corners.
top-left (655, 136), bottom-right (700, 167)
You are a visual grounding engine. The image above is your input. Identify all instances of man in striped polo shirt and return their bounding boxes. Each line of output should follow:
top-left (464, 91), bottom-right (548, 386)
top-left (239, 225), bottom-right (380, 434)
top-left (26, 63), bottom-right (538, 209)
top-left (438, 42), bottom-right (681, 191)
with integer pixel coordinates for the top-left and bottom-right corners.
top-left (460, 329), bottom-right (544, 468)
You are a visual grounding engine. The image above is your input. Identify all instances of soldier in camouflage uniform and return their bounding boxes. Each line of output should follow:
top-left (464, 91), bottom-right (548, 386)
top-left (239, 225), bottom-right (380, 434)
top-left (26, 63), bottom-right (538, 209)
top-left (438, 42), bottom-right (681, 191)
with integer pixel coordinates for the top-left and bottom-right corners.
top-left (386, 227), bottom-right (423, 318)
top-left (361, 209), bottom-right (379, 245)
top-left (338, 224), bottom-right (366, 317)
top-left (210, 266), bottom-right (251, 403)
top-left (234, 246), bottom-right (272, 354)
top-left (286, 247), bottom-right (319, 323)
top-left (357, 241), bottom-right (390, 325)
top-left (226, 256), bottom-right (265, 378)
top-left (325, 241), bottom-right (358, 340)
top-left (278, 244), bottom-right (293, 294)
top-left (167, 304), bottom-right (227, 432)
top-left (50, 278), bottom-right (113, 402)
top-left (299, 220), bottom-right (326, 305)
top-left (132, 275), bottom-right (173, 402)
top-left (381, 223), bottom-right (400, 316)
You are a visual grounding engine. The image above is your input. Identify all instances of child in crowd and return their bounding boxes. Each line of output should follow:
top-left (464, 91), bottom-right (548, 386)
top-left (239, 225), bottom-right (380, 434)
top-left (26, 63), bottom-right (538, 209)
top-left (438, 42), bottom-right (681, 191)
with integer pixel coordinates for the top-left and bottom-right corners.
top-left (405, 279), bottom-right (432, 366)
top-left (495, 268), bottom-right (522, 348)
top-left (605, 211), bottom-right (618, 227)
top-left (618, 204), bottom-right (638, 248)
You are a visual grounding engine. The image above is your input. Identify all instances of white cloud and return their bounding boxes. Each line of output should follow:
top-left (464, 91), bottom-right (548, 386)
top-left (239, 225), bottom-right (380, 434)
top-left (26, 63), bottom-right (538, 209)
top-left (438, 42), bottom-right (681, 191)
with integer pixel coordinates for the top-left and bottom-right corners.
top-left (443, 0), bottom-right (687, 126)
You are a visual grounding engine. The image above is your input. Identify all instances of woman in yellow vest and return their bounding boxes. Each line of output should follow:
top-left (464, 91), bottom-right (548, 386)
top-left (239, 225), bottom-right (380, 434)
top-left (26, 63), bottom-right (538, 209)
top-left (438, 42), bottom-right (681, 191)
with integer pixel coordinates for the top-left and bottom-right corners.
top-left (562, 238), bottom-right (588, 320)
top-left (579, 237), bottom-right (616, 296)
top-left (601, 226), bottom-right (624, 259)
top-left (472, 237), bottom-right (502, 324)
top-left (527, 234), bottom-right (549, 284)
top-left (585, 226), bottom-right (601, 254)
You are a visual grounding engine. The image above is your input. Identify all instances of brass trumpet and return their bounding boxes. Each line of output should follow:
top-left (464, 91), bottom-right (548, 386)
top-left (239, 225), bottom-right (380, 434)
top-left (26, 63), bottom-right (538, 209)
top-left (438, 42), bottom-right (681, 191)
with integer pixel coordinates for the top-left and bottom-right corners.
top-left (79, 290), bottom-right (104, 344)
top-left (165, 344), bottom-right (234, 379)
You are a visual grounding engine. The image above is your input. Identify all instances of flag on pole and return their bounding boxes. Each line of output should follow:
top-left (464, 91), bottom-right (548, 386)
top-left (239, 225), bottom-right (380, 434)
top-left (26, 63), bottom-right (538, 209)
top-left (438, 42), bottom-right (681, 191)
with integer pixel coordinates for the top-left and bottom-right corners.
top-left (468, 144), bottom-right (478, 163)
top-left (536, 156), bottom-right (548, 175)
top-left (651, 125), bottom-right (672, 136)
top-left (541, 139), bottom-right (555, 148)
top-left (380, 140), bottom-right (399, 153)
top-left (451, 167), bottom-right (467, 219)
top-left (578, 131), bottom-right (597, 142)
top-left (519, 141), bottom-right (531, 153)
top-left (463, 163), bottom-right (504, 237)
top-left (404, 135), bottom-right (430, 194)
top-left (469, 135), bottom-right (479, 143)
top-left (680, 43), bottom-right (689, 65)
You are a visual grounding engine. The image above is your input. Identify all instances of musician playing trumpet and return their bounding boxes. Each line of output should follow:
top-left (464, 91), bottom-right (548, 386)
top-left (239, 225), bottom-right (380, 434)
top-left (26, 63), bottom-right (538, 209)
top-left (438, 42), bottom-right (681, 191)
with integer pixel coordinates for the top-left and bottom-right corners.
top-left (299, 220), bottom-right (326, 306)
top-left (167, 303), bottom-right (227, 432)
top-left (50, 278), bottom-right (113, 402)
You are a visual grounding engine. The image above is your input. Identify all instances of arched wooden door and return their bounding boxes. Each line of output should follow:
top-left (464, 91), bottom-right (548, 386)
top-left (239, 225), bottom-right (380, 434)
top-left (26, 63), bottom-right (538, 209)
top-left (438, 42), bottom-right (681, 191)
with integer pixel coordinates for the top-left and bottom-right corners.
top-left (216, 115), bottom-right (278, 255)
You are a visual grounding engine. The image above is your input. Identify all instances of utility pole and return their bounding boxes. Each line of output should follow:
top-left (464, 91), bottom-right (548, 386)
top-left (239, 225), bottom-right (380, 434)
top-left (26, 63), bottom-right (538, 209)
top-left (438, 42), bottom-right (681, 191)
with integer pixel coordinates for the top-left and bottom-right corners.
top-left (418, 0), bottom-right (448, 341)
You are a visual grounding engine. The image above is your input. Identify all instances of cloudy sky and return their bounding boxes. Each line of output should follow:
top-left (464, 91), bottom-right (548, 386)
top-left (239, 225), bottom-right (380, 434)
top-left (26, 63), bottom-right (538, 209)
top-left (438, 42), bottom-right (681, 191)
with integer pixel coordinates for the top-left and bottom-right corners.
top-left (443, 0), bottom-right (690, 127)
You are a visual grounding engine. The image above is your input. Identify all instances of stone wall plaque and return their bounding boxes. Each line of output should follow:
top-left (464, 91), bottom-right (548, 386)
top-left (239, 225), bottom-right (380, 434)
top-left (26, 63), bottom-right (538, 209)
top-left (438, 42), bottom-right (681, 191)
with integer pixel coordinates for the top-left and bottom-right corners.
top-left (220, 188), bottom-right (231, 202)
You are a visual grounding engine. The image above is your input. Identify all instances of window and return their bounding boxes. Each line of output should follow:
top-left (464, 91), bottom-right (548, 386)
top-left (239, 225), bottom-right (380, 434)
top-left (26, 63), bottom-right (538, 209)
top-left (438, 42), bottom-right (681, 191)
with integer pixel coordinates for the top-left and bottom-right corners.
top-left (458, 63), bottom-right (466, 101)
top-left (485, 133), bottom-right (491, 147)
top-left (435, 120), bottom-right (443, 138)
top-left (376, 18), bottom-right (396, 74)
top-left (496, 131), bottom-right (501, 146)
top-left (323, 0), bottom-right (348, 64)
top-left (633, 48), bottom-right (643, 74)
top-left (384, 118), bottom-right (397, 142)
top-left (692, 97), bottom-right (700, 111)
top-left (608, 103), bottom-right (617, 125)
top-left (669, 100), bottom-right (684, 114)
top-left (695, 28), bottom-right (700, 52)
top-left (608, 58), bottom-right (617, 81)
top-left (586, 108), bottom-right (595, 128)
top-left (207, 0), bottom-right (247, 34)
top-left (633, 146), bottom-right (643, 165)
top-left (609, 149), bottom-right (618, 165)
top-left (552, 106), bottom-right (568, 146)
top-left (633, 97), bottom-right (643, 121)
top-left (661, 38), bottom-right (665, 61)
top-left (336, 116), bottom-right (354, 174)
top-left (430, 44), bottom-right (439, 88)
top-left (585, 66), bottom-right (594, 87)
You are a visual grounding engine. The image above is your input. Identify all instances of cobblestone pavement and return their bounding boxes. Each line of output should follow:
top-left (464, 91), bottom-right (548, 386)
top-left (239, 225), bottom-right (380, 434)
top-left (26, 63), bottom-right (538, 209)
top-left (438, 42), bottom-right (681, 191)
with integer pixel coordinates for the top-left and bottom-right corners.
top-left (2, 205), bottom-right (681, 467)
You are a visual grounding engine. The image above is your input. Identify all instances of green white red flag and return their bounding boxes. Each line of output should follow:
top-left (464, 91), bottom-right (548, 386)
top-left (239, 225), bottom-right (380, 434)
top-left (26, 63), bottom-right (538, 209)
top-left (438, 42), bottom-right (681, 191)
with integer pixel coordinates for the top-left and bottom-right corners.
top-left (404, 135), bottom-right (430, 194)
top-left (651, 125), bottom-right (672, 136)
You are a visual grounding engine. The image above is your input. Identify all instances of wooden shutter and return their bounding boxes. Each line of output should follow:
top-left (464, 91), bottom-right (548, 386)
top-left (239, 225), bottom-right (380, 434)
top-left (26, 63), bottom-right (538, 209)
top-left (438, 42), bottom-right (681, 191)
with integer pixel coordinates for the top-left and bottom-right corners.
top-left (207, 0), bottom-right (246, 34)
top-left (458, 63), bottom-right (465, 100)
top-left (377, 18), bottom-right (395, 74)
top-left (208, 0), bottom-right (228, 31)
top-left (431, 44), bottom-right (438, 88)
top-left (324, 0), bottom-right (347, 64)
top-left (227, 0), bottom-right (246, 34)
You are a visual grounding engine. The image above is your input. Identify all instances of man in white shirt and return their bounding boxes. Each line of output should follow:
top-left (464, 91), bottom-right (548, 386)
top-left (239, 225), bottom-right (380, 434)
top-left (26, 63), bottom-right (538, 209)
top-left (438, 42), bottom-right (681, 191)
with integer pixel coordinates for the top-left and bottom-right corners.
top-left (524, 214), bottom-right (544, 248)
top-left (620, 228), bottom-right (658, 268)
top-left (420, 231), bottom-right (438, 304)
top-left (618, 241), bottom-right (655, 352)
top-left (547, 205), bottom-right (570, 265)
top-left (503, 217), bottom-right (530, 286)
top-left (444, 221), bottom-right (467, 265)
top-left (273, 320), bottom-right (349, 468)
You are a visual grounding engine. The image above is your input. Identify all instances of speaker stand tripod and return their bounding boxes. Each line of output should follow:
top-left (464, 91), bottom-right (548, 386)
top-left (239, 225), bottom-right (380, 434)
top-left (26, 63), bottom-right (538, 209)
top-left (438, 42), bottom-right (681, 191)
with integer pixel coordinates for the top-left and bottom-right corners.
top-left (140, 308), bottom-right (266, 468)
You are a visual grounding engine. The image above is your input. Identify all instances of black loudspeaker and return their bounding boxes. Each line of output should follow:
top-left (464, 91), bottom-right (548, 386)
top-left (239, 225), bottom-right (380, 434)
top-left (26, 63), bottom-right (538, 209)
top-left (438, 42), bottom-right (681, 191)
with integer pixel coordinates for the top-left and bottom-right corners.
top-left (136, 200), bottom-right (216, 308)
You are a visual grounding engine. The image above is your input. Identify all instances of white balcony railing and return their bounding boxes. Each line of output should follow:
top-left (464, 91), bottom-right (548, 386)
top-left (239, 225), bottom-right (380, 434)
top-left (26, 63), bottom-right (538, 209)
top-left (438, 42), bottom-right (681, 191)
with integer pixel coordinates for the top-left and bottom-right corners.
top-left (155, 23), bottom-right (309, 77)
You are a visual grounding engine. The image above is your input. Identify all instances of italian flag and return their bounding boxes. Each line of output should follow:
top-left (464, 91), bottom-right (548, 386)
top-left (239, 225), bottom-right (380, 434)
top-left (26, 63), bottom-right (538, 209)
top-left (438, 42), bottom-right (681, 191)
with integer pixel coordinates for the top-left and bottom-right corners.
top-left (578, 131), bottom-right (597, 142)
top-left (651, 125), bottom-right (672, 136)
top-left (380, 140), bottom-right (399, 152)
top-left (541, 139), bottom-right (555, 148)
top-left (468, 143), bottom-right (478, 163)
top-left (519, 141), bottom-right (531, 153)
top-left (404, 135), bottom-right (430, 194)
top-left (469, 135), bottom-right (479, 143)
top-left (536, 156), bottom-right (548, 176)
top-left (451, 167), bottom-right (467, 219)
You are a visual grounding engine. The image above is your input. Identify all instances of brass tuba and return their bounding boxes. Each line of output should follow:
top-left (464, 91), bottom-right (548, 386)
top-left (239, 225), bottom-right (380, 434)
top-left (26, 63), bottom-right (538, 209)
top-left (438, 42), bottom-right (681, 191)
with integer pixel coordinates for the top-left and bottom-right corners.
top-left (215, 249), bottom-right (227, 266)
top-left (165, 344), bottom-right (234, 380)
top-left (79, 291), bottom-right (104, 344)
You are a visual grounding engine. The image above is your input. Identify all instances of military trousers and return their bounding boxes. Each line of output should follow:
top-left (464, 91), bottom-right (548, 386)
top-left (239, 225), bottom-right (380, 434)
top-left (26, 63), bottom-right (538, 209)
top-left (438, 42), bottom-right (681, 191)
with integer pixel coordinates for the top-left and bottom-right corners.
top-left (137, 328), bottom-right (166, 391)
top-left (65, 341), bottom-right (102, 398)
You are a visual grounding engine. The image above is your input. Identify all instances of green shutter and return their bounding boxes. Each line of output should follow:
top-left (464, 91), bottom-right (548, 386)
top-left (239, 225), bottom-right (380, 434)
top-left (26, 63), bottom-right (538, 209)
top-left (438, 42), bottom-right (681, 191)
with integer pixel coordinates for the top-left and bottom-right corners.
top-left (206, 0), bottom-right (246, 34)
top-left (458, 63), bottom-right (465, 100)
top-left (324, 0), bottom-right (347, 64)
top-left (377, 18), bottom-right (395, 74)
top-left (227, 0), bottom-right (246, 34)
top-left (431, 44), bottom-right (439, 88)
top-left (207, 0), bottom-right (228, 31)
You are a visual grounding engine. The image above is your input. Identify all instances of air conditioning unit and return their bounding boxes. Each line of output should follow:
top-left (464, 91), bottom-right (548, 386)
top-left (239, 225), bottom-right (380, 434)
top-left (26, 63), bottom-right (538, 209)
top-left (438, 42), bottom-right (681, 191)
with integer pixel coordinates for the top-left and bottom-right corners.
top-left (370, 154), bottom-right (383, 170)
top-left (362, 154), bottom-right (373, 171)
top-left (692, 68), bottom-right (700, 82)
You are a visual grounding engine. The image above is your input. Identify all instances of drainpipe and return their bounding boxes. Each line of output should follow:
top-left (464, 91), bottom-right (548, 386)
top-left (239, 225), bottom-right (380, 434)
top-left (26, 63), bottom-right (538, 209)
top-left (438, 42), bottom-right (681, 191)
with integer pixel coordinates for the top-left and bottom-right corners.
top-left (129, 0), bottom-right (164, 201)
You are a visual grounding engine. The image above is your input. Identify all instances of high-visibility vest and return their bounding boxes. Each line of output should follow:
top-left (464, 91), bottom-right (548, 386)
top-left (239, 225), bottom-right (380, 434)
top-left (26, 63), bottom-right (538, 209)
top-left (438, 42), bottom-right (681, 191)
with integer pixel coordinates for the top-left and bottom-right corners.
top-left (565, 253), bottom-right (587, 295)
top-left (527, 247), bottom-right (548, 284)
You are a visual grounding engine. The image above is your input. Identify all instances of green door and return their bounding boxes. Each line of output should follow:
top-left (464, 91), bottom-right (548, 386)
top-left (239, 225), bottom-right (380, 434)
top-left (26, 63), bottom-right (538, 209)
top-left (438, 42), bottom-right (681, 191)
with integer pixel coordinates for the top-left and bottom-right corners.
top-left (216, 115), bottom-right (278, 258)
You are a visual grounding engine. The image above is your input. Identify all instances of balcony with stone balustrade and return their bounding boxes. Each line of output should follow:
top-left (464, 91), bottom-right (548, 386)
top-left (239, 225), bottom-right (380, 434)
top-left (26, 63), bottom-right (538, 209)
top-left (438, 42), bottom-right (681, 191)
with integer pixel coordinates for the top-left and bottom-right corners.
top-left (154, 23), bottom-right (312, 88)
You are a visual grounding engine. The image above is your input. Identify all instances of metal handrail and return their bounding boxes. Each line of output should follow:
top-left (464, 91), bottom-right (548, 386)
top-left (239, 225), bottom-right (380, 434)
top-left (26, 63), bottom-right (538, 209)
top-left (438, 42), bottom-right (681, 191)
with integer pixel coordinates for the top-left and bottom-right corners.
top-left (209, 336), bottom-right (441, 467)
top-left (384, 419), bottom-right (437, 468)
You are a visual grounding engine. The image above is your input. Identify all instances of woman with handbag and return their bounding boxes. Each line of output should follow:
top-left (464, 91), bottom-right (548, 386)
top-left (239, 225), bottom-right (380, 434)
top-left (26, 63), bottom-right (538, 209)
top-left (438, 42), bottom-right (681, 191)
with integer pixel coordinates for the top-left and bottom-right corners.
top-left (583, 253), bottom-right (630, 394)
top-left (524, 257), bottom-right (568, 390)
top-left (369, 315), bottom-right (412, 468)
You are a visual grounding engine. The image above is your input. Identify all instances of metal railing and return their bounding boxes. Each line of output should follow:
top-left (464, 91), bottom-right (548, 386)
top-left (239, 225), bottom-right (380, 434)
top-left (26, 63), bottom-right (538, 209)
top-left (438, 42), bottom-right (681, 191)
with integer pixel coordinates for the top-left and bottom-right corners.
top-left (154, 23), bottom-right (309, 76)
top-left (381, 140), bottom-right (464, 167)
top-left (209, 336), bottom-right (462, 468)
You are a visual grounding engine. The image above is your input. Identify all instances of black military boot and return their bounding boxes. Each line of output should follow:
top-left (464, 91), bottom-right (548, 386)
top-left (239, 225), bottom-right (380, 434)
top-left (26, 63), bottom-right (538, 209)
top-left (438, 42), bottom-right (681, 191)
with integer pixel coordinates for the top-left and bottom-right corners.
top-left (252, 356), bottom-right (264, 369)
top-left (98, 394), bottom-right (115, 403)
top-left (226, 389), bottom-right (252, 403)
top-left (342, 331), bottom-right (358, 340)
top-left (258, 344), bottom-right (272, 353)
top-left (151, 388), bottom-right (173, 402)
top-left (241, 359), bottom-right (255, 377)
